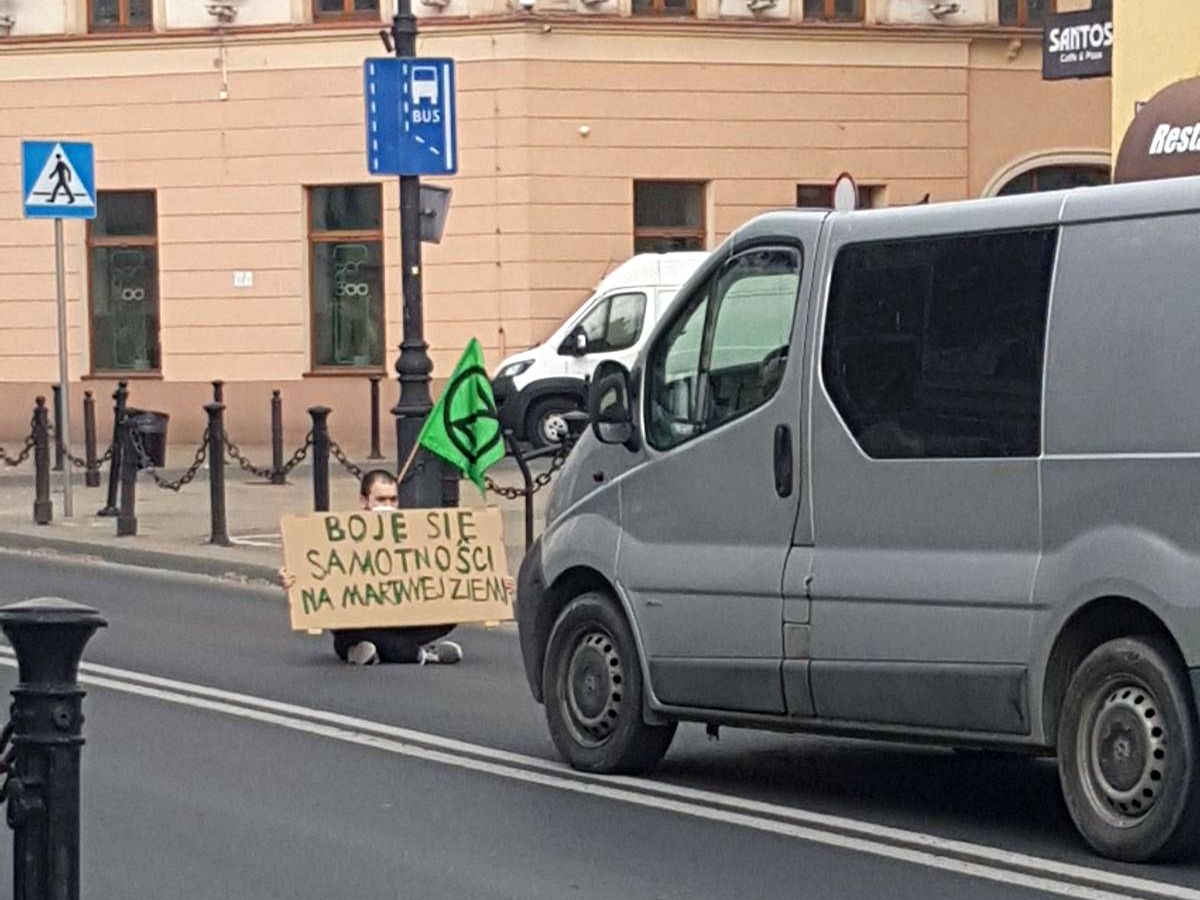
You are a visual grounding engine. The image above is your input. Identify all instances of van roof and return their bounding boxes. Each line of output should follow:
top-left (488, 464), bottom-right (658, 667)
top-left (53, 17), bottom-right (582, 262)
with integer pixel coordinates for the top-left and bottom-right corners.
top-left (731, 175), bottom-right (1200, 241)
top-left (595, 252), bottom-right (709, 293)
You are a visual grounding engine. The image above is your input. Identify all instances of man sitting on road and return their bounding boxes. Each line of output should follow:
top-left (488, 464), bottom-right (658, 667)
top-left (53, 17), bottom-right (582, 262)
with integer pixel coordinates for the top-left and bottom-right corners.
top-left (279, 469), bottom-right (464, 667)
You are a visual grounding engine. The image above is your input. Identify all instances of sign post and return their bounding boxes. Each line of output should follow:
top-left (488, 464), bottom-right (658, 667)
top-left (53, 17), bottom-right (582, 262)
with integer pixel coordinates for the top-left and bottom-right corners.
top-left (365, 19), bottom-right (458, 511)
top-left (21, 141), bottom-right (97, 519)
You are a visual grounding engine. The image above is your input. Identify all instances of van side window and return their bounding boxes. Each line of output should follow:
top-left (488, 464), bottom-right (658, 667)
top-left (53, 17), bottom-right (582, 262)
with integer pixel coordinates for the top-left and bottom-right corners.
top-left (577, 292), bottom-right (648, 353)
top-left (821, 228), bottom-right (1056, 459)
top-left (647, 247), bottom-right (802, 451)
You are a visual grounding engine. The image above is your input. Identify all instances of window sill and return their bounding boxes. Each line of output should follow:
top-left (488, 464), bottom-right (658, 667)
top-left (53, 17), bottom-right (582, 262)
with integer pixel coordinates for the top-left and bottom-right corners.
top-left (303, 368), bottom-right (388, 378)
top-left (83, 371), bottom-right (163, 381)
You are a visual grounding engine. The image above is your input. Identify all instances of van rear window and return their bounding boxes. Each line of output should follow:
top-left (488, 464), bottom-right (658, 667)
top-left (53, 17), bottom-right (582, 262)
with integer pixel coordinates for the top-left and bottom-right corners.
top-left (822, 228), bottom-right (1057, 459)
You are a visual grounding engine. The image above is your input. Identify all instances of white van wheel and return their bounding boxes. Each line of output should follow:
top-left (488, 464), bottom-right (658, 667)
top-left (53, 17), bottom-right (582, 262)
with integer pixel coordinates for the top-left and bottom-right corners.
top-left (527, 397), bottom-right (578, 448)
top-left (542, 592), bottom-right (676, 773)
top-left (1058, 635), bottom-right (1200, 861)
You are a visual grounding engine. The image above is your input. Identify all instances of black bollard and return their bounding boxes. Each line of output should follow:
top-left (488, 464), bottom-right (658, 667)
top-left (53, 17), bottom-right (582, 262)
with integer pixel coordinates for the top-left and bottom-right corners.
top-left (309, 406), bottom-right (331, 513)
top-left (206, 403), bottom-right (230, 546)
top-left (270, 390), bottom-right (286, 485)
top-left (368, 376), bottom-right (384, 460)
top-left (51, 384), bottom-right (64, 472)
top-left (0, 597), bottom-right (106, 900)
top-left (211, 379), bottom-right (224, 405)
top-left (98, 381), bottom-right (128, 517)
top-left (116, 426), bottom-right (138, 537)
top-left (82, 391), bottom-right (100, 488)
top-left (32, 397), bottom-right (51, 526)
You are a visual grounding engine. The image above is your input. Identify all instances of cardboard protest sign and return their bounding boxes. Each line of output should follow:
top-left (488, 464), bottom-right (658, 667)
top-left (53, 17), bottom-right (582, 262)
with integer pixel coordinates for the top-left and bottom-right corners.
top-left (280, 506), bottom-right (513, 631)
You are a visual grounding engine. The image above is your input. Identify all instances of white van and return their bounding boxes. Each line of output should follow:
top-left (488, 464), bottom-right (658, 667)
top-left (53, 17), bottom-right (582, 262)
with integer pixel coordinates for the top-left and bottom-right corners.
top-left (492, 252), bottom-right (708, 446)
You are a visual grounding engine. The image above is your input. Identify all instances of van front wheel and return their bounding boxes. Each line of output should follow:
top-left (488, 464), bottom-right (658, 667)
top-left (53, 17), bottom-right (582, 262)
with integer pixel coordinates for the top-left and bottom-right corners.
top-left (542, 592), bottom-right (676, 774)
top-left (526, 396), bottom-right (579, 448)
top-left (1058, 635), bottom-right (1200, 861)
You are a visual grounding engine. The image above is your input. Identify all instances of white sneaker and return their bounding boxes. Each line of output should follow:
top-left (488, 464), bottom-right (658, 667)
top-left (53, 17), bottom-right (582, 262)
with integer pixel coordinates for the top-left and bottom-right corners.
top-left (418, 640), bottom-right (463, 665)
top-left (346, 641), bottom-right (379, 666)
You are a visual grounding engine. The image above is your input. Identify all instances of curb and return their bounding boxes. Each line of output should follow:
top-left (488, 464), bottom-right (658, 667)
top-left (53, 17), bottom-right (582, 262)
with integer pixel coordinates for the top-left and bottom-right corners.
top-left (0, 529), bottom-right (277, 584)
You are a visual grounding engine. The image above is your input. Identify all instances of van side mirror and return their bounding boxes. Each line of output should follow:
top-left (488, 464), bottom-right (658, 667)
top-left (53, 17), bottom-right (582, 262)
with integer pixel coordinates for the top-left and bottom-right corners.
top-left (589, 360), bottom-right (640, 451)
top-left (559, 328), bottom-right (589, 357)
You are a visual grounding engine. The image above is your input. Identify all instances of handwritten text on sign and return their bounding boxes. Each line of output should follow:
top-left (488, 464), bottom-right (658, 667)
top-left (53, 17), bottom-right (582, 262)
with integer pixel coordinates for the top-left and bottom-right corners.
top-left (280, 507), bottom-right (512, 631)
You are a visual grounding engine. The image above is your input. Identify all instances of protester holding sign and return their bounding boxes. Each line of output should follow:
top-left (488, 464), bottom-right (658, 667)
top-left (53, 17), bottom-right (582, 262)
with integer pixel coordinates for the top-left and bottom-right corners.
top-left (279, 469), bottom-right (465, 666)
top-left (280, 338), bottom-right (516, 666)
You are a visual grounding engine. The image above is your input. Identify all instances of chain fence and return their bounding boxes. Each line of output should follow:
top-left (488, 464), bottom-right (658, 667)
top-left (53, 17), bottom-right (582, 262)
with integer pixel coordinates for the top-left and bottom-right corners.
top-left (328, 438), bottom-right (363, 481)
top-left (0, 434), bottom-right (35, 469)
top-left (128, 427), bottom-right (209, 493)
top-left (485, 441), bottom-right (571, 500)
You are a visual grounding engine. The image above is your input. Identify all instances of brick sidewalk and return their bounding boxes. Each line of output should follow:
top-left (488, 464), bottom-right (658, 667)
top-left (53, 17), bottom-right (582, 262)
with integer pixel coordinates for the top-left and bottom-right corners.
top-left (0, 442), bottom-right (552, 582)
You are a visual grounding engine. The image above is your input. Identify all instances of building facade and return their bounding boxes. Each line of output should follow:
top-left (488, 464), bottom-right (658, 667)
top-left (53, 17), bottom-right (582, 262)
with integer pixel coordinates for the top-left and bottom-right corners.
top-left (0, 0), bottom-right (1109, 447)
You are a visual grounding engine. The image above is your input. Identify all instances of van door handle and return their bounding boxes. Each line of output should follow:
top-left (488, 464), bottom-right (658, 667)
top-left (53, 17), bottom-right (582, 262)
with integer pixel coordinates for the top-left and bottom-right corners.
top-left (773, 425), bottom-right (793, 498)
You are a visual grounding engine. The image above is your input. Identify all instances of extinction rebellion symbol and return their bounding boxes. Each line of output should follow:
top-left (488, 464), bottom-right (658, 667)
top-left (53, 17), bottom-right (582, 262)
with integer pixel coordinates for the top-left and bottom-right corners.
top-left (443, 365), bottom-right (501, 466)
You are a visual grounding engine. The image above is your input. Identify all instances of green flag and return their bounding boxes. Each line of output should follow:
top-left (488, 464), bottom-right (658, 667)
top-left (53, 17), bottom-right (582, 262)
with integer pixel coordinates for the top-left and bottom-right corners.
top-left (418, 338), bottom-right (504, 493)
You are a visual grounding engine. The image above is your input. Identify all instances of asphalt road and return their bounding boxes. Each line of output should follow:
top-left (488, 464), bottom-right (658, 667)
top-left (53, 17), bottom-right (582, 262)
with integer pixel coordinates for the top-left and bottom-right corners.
top-left (0, 550), bottom-right (1198, 899)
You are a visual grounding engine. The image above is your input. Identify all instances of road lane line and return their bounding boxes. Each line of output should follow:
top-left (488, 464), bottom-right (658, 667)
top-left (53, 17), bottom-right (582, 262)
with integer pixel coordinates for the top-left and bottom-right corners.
top-left (0, 652), bottom-right (1195, 900)
top-left (4, 652), bottom-right (1192, 900)
top-left (0, 661), bottom-right (1140, 900)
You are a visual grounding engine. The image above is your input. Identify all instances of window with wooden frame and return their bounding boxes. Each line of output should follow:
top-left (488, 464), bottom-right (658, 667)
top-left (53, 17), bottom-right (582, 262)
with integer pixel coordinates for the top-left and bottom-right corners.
top-left (633, 182), bottom-right (706, 254)
top-left (313, 0), bottom-right (380, 18)
top-left (89, 0), bottom-right (153, 31)
top-left (88, 191), bottom-right (161, 374)
top-left (802, 0), bottom-right (864, 22)
top-left (999, 0), bottom-right (1053, 27)
top-left (631, 0), bottom-right (695, 15)
top-left (308, 185), bottom-right (385, 371)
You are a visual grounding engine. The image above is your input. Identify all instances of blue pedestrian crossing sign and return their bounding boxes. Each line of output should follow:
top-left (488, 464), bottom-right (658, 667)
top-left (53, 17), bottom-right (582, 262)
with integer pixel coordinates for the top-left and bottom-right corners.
top-left (22, 141), bottom-right (96, 220)
top-left (364, 58), bottom-right (458, 176)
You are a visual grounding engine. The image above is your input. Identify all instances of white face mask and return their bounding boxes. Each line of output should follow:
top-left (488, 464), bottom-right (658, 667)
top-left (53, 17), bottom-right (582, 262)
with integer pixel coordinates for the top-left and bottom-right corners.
top-left (370, 504), bottom-right (397, 513)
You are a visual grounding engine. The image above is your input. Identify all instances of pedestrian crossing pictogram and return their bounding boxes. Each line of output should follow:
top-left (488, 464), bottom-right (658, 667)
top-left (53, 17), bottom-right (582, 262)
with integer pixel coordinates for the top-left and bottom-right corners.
top-left (21, 141), bottom-right (96, 220)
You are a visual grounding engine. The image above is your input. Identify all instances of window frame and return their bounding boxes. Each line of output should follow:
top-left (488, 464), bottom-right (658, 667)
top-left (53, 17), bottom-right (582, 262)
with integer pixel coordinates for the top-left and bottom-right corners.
top-left (817, 226), bottom-right (1059, 461)
top-left (574, 291), bottom-right (649, 355)
top-left (86, 190), bottom-right (161, 377)
top-left (88, 0), bottom-right (153, 32)
top-left (631, 0), bottom-right (697, 14)
top-left (312, 0), bottom-right (381, 18)
top-left (306, 184), bottom-right (387, 374)
top-left (999, 0), bottom-right (1055, 27)
top-left (644, 244), bottom-right (804, 452)
top-left (632, 180), bottom-right (707, 255)
top-left (796, 183), bottom-right (885, 210)
top-left (802, 0), bottom-right (864, 22)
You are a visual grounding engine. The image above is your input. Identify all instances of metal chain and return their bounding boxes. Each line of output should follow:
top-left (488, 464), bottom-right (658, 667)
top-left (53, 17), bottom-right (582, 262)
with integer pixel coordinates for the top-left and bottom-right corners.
top-left (280, 432), bottom-right (314, 477)
top-left (129, 427), bottom-right (209, 492)
top-left (46, 425), bottom-right (96, 470)
top-left (0, 429), bottom-right (36, 468)
top-left (485, 442), bottom-right (571, 499)
top-left (221, 430), bottom-right (275, 480)
top-left (328, 438), bottom-right (363, 480)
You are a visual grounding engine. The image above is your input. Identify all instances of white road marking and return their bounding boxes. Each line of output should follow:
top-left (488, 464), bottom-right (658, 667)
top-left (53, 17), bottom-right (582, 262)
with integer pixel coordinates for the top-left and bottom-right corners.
top-left (0, 649), bottom-right (1195, 899)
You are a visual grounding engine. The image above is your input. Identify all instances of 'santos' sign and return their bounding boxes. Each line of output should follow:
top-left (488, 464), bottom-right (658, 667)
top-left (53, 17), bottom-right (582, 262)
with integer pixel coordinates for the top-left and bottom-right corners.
top-left (1115, 77), bottom-right (1200, 184)
top-left (1042, 8), bottom-right (1113, 81)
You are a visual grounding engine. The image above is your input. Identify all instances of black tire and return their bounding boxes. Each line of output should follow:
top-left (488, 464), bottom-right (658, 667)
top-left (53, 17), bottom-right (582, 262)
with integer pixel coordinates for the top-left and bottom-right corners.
top-left (542, 591), bottom-right (676, 774)
top-left (526, 396), bottom-right (580, 449)
top-left (332, 626), bottom-right (455, 664)
top-left (1057, 634), bottom-right (1200, 862)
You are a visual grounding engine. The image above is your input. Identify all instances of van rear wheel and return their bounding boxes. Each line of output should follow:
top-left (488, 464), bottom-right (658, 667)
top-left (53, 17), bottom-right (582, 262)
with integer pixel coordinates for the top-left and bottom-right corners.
top-left (542, 591), bottom-right (676, 773)
top-left (1058, 635), bottom-right (1200, 861)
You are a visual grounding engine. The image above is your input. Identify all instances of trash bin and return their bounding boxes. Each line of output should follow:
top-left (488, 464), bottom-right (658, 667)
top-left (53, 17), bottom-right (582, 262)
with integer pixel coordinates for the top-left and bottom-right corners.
top-left (124, 408), bottom-right (169, 468)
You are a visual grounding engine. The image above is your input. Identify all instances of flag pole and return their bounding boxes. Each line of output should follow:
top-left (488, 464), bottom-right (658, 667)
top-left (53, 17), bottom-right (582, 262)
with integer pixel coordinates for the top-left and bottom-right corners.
top-left (396, 438), bottom-right (422, 486)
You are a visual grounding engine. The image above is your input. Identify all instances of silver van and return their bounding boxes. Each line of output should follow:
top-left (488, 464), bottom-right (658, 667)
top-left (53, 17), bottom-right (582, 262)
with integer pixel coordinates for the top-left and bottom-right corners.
top-left (515, 176), bottom-right (1200, 862)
